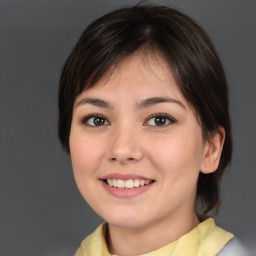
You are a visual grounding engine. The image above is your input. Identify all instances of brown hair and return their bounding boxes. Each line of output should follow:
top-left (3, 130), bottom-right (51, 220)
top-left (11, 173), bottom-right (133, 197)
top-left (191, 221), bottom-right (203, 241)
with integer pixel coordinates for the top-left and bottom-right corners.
top-left (58, 4), bottom-right (232, 216)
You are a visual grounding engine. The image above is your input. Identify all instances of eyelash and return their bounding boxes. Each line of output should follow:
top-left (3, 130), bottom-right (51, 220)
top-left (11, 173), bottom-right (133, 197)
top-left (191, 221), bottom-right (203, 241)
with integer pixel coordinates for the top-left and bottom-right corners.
top-left (80, 113), bottom-right (176, 127)
top-left (144, 113), bottom-right (176, 127)
top-left (80, 114), bottom-right (110, 127)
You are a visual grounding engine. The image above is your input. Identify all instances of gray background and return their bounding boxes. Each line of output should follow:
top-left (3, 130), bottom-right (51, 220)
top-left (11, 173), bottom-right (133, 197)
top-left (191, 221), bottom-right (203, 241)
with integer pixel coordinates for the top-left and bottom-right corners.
top-left (1, 0), bottom-right (255, 255)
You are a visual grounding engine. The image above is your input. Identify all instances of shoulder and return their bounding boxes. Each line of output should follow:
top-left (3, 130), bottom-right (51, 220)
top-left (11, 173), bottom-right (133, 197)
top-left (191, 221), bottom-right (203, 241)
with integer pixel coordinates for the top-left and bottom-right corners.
top-left (74, 245), bottom-right (84, 256)
top-left (217, 237), bottom-right (250, 256)
top-left (74, 223), bottom-right (110, 256)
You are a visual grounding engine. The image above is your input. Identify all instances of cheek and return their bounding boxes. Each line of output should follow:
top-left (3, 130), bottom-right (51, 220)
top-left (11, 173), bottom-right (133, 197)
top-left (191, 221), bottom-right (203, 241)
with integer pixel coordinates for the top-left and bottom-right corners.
top-left (69, 130), bottom-right (104, 179)
top-left (69, 131), bottom-right (107, 207)
top-left (149, 133), bottom-right (203, 207)
top-left (148, 131), bottom-right (204, 179)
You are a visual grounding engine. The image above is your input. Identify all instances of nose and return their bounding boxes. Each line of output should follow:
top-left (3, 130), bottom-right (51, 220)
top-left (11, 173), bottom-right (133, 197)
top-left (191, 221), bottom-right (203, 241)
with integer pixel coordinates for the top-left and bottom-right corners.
top-left (108, 126), bottom-right (144, 165)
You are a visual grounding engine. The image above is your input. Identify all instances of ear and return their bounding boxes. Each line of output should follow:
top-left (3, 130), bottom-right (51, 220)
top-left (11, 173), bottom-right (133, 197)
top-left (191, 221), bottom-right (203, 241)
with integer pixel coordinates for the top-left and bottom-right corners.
top-left (200, 127), bottom-right (225, 174)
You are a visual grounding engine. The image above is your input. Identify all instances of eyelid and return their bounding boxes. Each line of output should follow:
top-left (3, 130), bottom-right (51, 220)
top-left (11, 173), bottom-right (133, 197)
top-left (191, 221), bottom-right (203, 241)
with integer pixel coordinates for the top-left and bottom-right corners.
top-left (79, 113), bottom-right (175, 127)
top-left (80, 113), bottom-right (110, 126)
top-left (144, 113), bottom-right (176, 126)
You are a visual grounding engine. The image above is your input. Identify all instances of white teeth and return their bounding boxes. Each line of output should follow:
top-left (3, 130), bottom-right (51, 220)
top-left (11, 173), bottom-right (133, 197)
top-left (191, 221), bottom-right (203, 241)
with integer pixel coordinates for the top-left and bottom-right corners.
top-left (106, 179), bottom-right (152, 188)
top-left (134, 179), bottom-right (140, 187)
top-left (125, 179), bottom-right (133, 189)
top-left (107, 179), bottom-right (113, 186)
top-left (117, 179), bottom-right (125, 188)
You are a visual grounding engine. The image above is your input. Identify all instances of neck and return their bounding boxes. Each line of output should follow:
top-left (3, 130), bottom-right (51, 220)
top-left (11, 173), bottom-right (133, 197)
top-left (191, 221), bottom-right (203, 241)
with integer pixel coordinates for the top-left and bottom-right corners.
top-left (107, 211), bottom-right (199, 256)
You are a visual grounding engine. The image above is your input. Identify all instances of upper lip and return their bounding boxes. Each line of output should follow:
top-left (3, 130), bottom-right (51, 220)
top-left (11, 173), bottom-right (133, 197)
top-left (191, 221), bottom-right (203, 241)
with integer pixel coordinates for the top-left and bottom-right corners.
top-left (100, 173), bottom-right (154, 181)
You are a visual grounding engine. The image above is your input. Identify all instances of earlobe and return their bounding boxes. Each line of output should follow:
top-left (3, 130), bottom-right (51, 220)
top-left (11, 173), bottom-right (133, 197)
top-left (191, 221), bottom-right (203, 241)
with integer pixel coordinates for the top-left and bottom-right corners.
top-left (200, 127), bottom-right (225, 174)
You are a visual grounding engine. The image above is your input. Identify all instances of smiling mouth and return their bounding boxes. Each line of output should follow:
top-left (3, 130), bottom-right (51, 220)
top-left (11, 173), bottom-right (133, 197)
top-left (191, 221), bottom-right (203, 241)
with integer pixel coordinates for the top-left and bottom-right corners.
top-left (103, 179), bottom-right (155, 189)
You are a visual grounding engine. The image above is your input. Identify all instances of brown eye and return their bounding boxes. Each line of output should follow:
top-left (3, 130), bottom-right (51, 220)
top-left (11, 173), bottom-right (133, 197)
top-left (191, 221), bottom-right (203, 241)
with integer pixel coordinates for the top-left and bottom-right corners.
top-left (81, 114), bottom-right (110, 127)
top-left (93, 117), bottom-right (106, 126)
top-left (154, 116), bottom-right (167, 126)
top-left (145, 114), bottom-right (175, 127)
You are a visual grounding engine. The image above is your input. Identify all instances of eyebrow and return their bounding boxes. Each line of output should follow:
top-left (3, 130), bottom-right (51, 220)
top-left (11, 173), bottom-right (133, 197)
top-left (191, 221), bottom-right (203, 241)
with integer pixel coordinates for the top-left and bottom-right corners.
top-left (136, 97), bottom-right (186, 110)
top-left (75, 96), bottom-right (186, 110)
top-left (75, 98), bottom-right (112, 109)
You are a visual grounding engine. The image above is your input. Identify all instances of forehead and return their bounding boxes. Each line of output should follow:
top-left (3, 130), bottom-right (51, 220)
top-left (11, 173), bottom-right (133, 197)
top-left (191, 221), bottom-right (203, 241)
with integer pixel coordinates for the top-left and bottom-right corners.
top-left (76, 53), bottom-right (186, 104)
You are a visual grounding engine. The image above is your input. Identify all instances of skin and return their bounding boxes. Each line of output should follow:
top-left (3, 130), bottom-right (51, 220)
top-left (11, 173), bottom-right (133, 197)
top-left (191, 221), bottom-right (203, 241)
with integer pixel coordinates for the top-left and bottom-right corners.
top-left (69, 54), bottom-right (225, 255)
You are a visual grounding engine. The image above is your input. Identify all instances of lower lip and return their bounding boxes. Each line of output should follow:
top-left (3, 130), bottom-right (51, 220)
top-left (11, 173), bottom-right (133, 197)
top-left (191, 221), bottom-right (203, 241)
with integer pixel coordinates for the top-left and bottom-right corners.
top-left (101, 180), bottom-right (154, 198)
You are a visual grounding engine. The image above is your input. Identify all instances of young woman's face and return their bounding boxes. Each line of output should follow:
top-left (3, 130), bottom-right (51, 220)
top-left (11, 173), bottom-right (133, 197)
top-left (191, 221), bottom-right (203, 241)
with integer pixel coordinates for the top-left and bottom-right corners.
top-left (69, 54), bottom-right (209, 229)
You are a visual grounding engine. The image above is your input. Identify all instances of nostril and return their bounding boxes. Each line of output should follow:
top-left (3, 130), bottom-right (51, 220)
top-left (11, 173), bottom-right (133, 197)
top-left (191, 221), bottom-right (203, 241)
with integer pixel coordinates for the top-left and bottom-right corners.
top-left (109, 156), bottom-right (136, 163)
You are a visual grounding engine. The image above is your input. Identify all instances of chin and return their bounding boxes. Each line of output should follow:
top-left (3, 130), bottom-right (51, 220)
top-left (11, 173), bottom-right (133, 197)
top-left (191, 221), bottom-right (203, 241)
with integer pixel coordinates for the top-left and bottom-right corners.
top-left (104, 211), bottom-right (152, 229)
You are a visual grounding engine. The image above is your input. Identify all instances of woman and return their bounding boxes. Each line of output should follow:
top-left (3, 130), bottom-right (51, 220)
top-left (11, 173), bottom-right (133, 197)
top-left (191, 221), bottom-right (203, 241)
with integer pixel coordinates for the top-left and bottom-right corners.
top-left (58, 4), bottom-right (244, 256)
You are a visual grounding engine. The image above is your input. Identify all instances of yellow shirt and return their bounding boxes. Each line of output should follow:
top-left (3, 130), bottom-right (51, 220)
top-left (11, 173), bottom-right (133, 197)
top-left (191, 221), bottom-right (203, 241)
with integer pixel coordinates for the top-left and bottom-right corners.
top-left (75, 218), bottom-right (234, 256)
